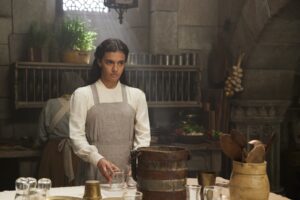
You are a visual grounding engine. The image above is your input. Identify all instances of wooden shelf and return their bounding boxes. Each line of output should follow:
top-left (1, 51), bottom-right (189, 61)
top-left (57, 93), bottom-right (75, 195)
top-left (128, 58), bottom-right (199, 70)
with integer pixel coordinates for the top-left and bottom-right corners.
top-left (0, 149), bottom-right (41, 158)
top-left (14, 62), bottom-right (202, 109)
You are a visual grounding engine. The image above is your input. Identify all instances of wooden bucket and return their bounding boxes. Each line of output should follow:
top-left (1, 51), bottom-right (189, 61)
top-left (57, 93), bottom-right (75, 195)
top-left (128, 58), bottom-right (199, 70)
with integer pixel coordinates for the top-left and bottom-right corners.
top-left (132, 146), bottom-right (189, 200)
top-left (229, 161), bottom-right (270, 200)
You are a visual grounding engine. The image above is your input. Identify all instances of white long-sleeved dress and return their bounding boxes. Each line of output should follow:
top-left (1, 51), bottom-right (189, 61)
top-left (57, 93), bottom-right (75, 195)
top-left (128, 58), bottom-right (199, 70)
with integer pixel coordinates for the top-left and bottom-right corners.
top-left (69, 79), bottom-right (151, 168)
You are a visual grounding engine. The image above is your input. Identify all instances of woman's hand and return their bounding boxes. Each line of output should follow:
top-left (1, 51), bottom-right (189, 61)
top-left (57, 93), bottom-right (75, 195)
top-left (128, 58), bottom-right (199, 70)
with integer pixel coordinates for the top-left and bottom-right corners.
top-left (97, 158), bottom-right (119, 182)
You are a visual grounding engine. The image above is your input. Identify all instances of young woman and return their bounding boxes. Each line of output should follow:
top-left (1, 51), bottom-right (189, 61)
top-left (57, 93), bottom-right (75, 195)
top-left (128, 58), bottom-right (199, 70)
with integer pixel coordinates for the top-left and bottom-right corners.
top-left (69, 38), bottom-right (151, 184)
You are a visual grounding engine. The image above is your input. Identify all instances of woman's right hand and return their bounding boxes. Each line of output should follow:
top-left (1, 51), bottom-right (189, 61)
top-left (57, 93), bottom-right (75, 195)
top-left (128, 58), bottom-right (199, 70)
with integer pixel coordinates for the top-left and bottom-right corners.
top-left (97, 158), bottom-right (119, 183)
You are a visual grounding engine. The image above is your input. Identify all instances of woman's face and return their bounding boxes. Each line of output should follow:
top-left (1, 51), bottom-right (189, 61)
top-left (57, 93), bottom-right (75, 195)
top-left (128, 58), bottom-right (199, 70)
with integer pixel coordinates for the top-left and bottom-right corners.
top-left (98, 51), bottom-right (126, 88)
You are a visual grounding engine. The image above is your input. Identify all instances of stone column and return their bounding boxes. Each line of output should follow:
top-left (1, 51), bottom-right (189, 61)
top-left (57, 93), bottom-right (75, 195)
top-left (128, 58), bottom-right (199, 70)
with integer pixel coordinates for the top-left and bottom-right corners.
top-left (149, 0), bottom-right (178, 54)
top-left (230, 100), bottom-right (290, 192)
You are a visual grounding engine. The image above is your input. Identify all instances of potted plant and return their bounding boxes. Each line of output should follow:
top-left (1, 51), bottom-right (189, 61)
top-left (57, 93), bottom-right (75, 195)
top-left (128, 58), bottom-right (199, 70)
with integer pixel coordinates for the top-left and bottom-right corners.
top-left (27, 22), bottom-right (48, 62)
top-left (56, 18), bottom-right (97, 64)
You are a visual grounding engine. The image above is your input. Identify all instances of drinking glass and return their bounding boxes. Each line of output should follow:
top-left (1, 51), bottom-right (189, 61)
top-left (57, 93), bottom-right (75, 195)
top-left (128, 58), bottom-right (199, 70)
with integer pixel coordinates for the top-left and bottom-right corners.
top-left (15, 177), bottom-right (29, 200)
top-left (27, 177), bottom-right (38, 200)
top-left (110, 170), bottom-right (125, 190)
top-left (37, 178), bottom-right (52, 199)
top-left (203, 186), bottom-right (222, 200)
top-left (126, 176), bottom-right (137, 189)
top-left (125, 165), bottom-right (136, 189)
top-left (123, 191), bottom-right (143, 200)
top-left (186, 185), bottom-right (201, 200)
top-left (27, 177), bottom-right (37, 188)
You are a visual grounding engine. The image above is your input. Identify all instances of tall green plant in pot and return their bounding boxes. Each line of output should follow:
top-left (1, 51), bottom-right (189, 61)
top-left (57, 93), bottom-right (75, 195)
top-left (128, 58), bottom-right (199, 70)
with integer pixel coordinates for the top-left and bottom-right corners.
top-left (57, 18), bottom-right (97, 64)
top-left (27, 22), bottom-right (49, 62)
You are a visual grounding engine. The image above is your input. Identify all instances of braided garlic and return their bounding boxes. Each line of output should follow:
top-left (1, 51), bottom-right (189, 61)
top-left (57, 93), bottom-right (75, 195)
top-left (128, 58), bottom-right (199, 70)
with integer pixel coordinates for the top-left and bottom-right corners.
top-left (225, 53), bottom-right (245, 97)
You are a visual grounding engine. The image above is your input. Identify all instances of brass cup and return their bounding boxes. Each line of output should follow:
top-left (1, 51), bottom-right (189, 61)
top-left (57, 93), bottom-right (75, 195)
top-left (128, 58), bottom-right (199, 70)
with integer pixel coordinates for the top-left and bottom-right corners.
top-left (197, 171), bottom-right (216, 187)
top-left (83, 180), bottom-right (102, 200)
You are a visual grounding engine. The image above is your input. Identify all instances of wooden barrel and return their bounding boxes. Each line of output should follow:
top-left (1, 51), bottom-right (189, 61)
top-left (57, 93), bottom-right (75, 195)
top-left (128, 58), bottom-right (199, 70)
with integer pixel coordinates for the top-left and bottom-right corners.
top-left (229, 161), bottom-right (270, 200)
top-left (134, 146), bottom-right (189, 200)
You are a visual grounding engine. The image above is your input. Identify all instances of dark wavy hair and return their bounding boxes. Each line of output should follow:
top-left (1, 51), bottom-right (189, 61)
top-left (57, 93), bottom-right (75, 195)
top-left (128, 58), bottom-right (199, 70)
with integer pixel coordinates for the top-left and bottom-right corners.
top-left (88, 38), bottom-right (129, 85)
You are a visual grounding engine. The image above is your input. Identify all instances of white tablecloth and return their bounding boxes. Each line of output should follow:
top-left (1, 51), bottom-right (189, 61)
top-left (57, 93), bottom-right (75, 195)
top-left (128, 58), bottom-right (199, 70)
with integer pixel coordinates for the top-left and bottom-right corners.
top-left (188, 177), bottom-right (290, 200)
top-left (0, 178), bottom-right (290, 200)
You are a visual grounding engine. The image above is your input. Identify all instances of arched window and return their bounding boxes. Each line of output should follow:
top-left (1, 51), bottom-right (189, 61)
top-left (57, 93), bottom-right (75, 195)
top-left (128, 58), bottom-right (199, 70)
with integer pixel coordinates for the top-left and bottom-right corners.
top-left (63, 0), bottom-right (108, 13)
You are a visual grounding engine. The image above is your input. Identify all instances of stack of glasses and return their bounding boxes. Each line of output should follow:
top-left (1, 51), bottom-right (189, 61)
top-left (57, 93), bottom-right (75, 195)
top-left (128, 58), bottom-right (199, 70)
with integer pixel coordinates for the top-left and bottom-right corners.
top-left (14, 177), bottom-right (51, 200)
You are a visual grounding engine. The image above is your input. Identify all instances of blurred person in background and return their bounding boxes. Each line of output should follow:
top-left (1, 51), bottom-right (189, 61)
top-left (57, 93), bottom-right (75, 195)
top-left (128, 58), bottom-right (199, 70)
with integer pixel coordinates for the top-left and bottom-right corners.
top-left (36, 72), bottom-right (84, 187)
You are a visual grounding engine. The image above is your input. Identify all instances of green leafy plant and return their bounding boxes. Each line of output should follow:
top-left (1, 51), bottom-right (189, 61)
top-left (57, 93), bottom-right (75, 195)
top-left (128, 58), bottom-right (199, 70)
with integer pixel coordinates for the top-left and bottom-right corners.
top-left (181, 122), bottom-right (204, 134)
top-left (209, 130), bottom-right (222, 139)
top-left (28, 22), bottom-right (48, 48)
top-left (57, 18), bottom-right (97, 52)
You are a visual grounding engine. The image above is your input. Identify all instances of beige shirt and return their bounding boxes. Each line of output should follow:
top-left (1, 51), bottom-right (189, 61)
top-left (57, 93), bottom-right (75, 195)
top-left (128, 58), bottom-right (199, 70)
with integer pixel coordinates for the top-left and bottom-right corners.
top-left (69, 80), bottom-right (151, 167)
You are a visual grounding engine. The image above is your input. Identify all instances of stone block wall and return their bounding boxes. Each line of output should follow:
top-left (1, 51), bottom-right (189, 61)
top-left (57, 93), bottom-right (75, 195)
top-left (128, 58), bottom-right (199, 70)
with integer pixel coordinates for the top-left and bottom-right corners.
top-left (149, 0), bottom-right (221, 88)
top-left (1, 0), bottom-right (298, 143)
top-left (0, 0), bottom-right (56, 139)
top-left (0, 0), bottom-right (221, 137)
top-left (149, 0), bottom-right (219, 54)
top-left (0, 0), bottom-right (231, 139)
top-left (226, 0), bottom-right (300, 192)
top-left (0, 0), bottom-right (150, 140)
top-left (0, 0), bottom-right (13, 138)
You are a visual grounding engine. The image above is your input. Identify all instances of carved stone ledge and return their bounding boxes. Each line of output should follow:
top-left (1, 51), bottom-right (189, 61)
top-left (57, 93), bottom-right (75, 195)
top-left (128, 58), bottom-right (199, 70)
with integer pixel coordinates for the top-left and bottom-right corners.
top-left (231, 100), bottom-right (290, 123)
top-left (230, 100), bottom-right (290, 192)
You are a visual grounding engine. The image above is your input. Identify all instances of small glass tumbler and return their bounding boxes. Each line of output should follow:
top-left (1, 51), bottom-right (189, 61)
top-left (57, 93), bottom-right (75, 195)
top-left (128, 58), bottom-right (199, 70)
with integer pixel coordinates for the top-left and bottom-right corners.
top-left (203, 186), bottom-right (222, 200)
top-left (27, 177), bottom-right (37, 188)
top-left (14, 177), bottom-right (29, 200)
top-left (126, 176), bottom-right (137, 189)
top-left (27, 177), bottom-right (38, 199)
top-left (125, 165), bottom-right (136, 189)
top-left (37, 178), bottom-right (52, 199)
top-left (186, 185), bottom-right (201, 200)
top-left (110, 170), bottom-right (125, 190)
top-left (123, 191), bottom-right (143, 200)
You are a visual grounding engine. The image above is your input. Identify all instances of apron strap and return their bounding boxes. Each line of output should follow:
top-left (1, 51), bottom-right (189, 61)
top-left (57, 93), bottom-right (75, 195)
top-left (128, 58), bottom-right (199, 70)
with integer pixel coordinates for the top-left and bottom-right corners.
top-left (48, 98), bottom-right (70, 133)
top-left (58, 138), bottom-right (75, 183)
top-left (121, 84), bottom-right (128, 103)
top-left (91, 84), bottom-right (100, 104)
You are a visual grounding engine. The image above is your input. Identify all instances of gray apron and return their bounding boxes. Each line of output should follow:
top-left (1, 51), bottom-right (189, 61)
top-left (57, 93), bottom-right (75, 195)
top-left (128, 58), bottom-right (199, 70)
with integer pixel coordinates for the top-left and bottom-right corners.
top-left (76, 84), bottom-right (135, 184)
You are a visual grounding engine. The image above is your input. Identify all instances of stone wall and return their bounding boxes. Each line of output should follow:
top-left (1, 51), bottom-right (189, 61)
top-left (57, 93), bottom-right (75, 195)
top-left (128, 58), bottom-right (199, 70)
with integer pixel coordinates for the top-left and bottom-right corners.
top-left (0, 0), bottom-right (12, 127)
top-left (0, 0), bottom-right (150, 140)
top-left (227, 0), bottom-right (300, 192)
top-left (150, 0), bottom-right (218, 54)
top-left (0, 0), bottom-right (57, 140)
top-left (0, 0), bottom-right (221, 140)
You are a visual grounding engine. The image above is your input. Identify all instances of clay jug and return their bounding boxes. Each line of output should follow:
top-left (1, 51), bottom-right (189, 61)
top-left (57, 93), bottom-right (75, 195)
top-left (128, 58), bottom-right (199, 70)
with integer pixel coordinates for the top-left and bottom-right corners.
top-left (229, 161), bottom-right (270, 200)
